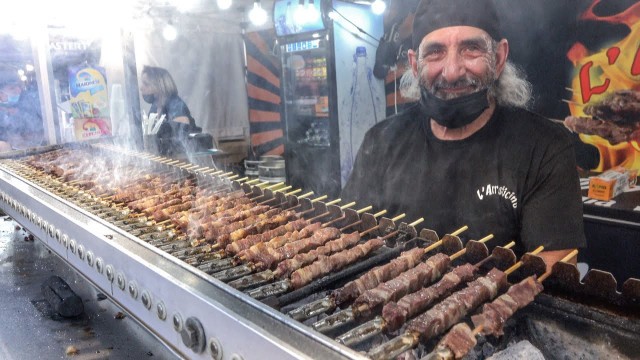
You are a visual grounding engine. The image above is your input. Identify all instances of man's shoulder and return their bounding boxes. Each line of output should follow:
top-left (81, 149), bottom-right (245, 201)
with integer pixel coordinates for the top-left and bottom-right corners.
top-left (366, 104), bottom-right (422, 141)
top-left (499, 106), bottom-right (572, 144)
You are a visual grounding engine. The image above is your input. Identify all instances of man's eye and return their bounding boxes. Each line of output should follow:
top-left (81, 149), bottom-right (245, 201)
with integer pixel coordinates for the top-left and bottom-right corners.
top-left (424, 49), bottom-right (444, 59)
top-left (462, 45), bottom-right (484, 54)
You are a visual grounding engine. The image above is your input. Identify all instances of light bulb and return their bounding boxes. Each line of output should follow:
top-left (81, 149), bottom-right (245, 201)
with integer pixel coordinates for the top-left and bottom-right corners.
top-left (249, 2), bottom-right (268, 26)
top-left (371, 0), bottom-right (386, 15)
top-left (162, 24), bottom-right (177, 41)
top-left (216, 0), bottom-right (232, 10)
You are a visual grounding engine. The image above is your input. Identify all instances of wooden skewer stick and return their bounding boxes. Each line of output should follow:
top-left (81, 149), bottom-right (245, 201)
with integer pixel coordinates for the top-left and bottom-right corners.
top-left (308, 201), bottom-right (356, 223)
top-left (265, 182), bottom-right (285, 190)
top-left (226, 175), bottom-right (240, 181)
top-left (421, 225), bottom-right (468, 254)
top-left (283, 192), bottom-right (316, 210)
top-left (538, 249), bottom-right (578, 282)
top-left (322, 205), bottom-right (373, 228)
top-left (220, 172), bottom-right (235, 177)
top-left (504, 246), bottom-right (544, 276)
top-left (472, 324), bottom-right (484, 336)
top-left (450, 225), bottom-right (469, 237)
top-left (245, 179), bottom-right (261, 185)
top-left (255, 181), bottom-right (271, 188)
top-left (357, 206), bottom-right (374, 214)
top-left (260, 188), bottom-right (294, 205)
top-left (339, 201), bottom-right (356, 210)
top-left (296, 196), bottom-right (335, 217)
top-left (561, 99), bottom-right (584, 106)
top-left (201, 168), bottom-right (218, 174)
top-left (274, 186), bottom-right (293, 193)
top-left (358, 214), bottom-right (406, 237)
top-left (311, 195), bottom-right (328, 203)
top-left (285, 189), bottom-right (302, 196)
top-left (449, 234), bottom-right (494, 261)
top-left (234, 177), bottom-right (250, 183)
top-left (340, 210), bottom-right (391, 232)
top-left (156, 219), bottom-right (172, 226)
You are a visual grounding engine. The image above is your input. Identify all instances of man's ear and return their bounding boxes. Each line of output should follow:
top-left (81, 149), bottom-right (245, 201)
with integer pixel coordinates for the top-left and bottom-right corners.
top-left (408, 48), bottom-right (419, 77)
top-left (495, 39), bottom-right (509, 76)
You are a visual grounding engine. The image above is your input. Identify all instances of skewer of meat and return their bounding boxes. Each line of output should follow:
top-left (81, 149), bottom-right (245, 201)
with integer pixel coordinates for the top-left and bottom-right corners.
top-left (367, 246), bottom-right (544, 360)
top-left (287, 225), bottom-right (468, 322)
top-left (312, 234), bottom-right (493, 334)
top-left (193, 197), bottom-right (339, 249)
top-left (227, 214), bottom-right (411, 288)
top-left (422, 251), bottom-right (577, 360)
top-left (218, 230), bottom-right (360, 283)
top-left (211, 205), bottom-right (375, 281)
top-left (246, 218), bottom-right (425, 300)
top-left (336, 242), bottom-right (515, 347)
top-left (185, 204), bottom-right (368, 269)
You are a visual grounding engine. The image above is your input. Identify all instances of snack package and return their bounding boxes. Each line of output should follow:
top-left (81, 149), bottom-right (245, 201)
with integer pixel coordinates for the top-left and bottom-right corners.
top-left (588, 166), bottom-right (638, 201)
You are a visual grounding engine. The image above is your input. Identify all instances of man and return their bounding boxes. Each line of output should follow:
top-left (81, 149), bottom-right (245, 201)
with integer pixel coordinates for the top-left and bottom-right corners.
top-left (342, 0), bottom-right (585, 269)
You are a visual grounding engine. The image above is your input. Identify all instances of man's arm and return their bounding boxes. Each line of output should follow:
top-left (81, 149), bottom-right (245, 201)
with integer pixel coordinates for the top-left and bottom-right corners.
top-left (539, 249), bottom-right (577, 273)
top-left (520, 133), bottom-right (586, 253)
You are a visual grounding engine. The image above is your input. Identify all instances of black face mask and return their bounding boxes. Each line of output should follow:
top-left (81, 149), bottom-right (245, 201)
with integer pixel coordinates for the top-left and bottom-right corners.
top-left (419, 86), bottom-right (489, 129)
top-left (142, 94), bottom-right (156, 104)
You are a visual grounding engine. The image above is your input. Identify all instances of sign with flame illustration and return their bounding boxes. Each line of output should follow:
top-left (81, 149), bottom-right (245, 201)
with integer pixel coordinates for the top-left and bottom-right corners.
top-left (68, 64), bottom-right (112, 141)
top-left (564, 0), bottom-right (640, 172)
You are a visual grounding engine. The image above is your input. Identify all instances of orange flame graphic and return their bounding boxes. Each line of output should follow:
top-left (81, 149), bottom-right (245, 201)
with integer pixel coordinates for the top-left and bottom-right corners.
top-left (567, 0), bottom-right (640, 171)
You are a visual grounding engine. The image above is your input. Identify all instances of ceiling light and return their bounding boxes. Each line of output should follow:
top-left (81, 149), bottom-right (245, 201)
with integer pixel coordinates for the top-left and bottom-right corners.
top-left (162, 24), bottom-right (177, 41)
top-left (371, 0), bottom-right (386, 15)
top-left (249, 1), bottom-right (268, 26)
top-left (217, 0), bottom-right (232, 10)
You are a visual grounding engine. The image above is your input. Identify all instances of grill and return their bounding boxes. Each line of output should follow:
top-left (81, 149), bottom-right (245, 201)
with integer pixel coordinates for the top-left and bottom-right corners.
top-left (0, 142), bottom-right (638, 360)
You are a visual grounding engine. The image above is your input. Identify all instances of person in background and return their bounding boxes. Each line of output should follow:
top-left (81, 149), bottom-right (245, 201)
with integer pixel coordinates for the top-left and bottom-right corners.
top-left (342, 0), bottom-right (585, 270)
top-left (0, 67), bottom-right (43, 152)
top-left (139, 65), bottom-right (197, 156)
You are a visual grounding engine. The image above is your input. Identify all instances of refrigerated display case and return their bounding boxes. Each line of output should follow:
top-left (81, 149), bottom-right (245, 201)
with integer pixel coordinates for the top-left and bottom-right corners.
top-left (275, 0), bottom-right (385, 198)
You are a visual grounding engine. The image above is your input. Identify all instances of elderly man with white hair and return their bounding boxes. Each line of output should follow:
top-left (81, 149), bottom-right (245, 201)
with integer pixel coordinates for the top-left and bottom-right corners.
top-left (342, 0), bottom-right (585, 269)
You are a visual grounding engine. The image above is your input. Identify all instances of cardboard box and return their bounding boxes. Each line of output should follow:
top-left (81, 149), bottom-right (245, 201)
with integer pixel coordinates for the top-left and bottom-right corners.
top-left (588, 166), bottom-right (637, 201)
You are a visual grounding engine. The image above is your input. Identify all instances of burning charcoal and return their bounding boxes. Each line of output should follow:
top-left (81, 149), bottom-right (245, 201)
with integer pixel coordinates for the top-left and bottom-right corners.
top-left (486, 340), bottom-right (544, 360)
top-left (65, 345), bottom-right (79, 356)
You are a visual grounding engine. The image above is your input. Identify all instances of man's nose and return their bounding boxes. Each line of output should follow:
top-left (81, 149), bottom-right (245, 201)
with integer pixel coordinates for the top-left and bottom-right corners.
top-left (440, 52), bottom-right (466, 82)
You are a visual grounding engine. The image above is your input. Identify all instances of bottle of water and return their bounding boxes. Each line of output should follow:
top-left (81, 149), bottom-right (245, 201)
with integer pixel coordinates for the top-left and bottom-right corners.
top-left (341, 46), bottom-right (381, 185)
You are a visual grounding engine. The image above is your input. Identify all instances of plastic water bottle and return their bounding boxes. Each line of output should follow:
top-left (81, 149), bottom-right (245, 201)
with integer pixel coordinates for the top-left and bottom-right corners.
top-left (341, 46), bottom-right (381, 184)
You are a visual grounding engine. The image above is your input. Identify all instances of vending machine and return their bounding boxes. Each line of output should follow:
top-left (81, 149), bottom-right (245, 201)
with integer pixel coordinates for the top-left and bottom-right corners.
top-left (274, 0), bottom-right (385, 198)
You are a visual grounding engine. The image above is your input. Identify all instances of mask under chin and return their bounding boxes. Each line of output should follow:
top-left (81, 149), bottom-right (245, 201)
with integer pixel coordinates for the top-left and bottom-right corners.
top-left (419, 87), bottom-right (489, 129)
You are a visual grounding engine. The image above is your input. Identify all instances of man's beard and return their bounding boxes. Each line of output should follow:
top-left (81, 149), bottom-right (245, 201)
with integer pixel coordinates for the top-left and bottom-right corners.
top-left (419, 64), bottom-right (497, 100)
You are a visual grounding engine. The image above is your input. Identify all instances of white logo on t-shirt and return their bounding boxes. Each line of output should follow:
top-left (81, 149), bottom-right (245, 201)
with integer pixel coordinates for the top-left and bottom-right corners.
top-left (476, 184), bottom-right (518, 209)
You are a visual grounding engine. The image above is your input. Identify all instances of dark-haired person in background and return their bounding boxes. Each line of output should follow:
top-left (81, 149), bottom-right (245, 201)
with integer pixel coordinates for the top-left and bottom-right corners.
top-left (139, 65), bottom-right (198, 156)
top-left (342, 0), bottom-right (585, 270)
top-left (0, 68), bottom-right (43, 152)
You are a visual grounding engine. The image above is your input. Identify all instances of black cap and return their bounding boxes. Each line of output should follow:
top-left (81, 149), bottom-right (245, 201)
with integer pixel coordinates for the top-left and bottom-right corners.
top-left (412, 0), bottom-right (501, 49)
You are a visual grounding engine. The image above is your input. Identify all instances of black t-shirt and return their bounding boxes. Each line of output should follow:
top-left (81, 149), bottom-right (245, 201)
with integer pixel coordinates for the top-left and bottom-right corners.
top-left (342, 104), bottom-right (586, 253)
top-left (150, 95), bottom-right (196, 156)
